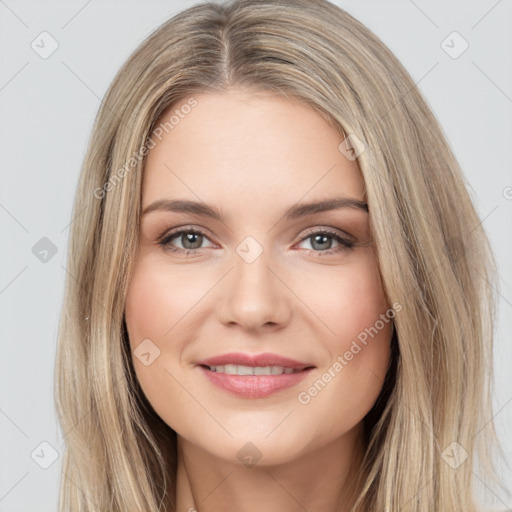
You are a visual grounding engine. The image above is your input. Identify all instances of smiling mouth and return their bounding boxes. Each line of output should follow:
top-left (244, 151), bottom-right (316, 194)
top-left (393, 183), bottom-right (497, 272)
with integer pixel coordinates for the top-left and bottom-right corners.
top-left (198, 362), bottom-right (315, 398)
top-left (200, 364), bottom-right (314, 375)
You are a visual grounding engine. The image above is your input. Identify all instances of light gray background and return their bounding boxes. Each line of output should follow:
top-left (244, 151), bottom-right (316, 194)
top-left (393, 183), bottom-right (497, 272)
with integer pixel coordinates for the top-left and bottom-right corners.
top-left (1, 1), bottom-right (511, 511)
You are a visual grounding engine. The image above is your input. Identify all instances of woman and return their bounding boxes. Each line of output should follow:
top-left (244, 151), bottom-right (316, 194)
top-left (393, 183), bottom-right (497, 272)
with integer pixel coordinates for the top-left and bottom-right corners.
top-left (54, 0), bottom-right (507, 510)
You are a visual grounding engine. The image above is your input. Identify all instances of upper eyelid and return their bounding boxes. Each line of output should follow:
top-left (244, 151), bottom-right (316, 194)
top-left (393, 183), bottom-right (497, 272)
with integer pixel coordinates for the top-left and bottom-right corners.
top-left (299, 226), bottom-right (355, 241)
top-left (158, 225), bottom-right (214, 241)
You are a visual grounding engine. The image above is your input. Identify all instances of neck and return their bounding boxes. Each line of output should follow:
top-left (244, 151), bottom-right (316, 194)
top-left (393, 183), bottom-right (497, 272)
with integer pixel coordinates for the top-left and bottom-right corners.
top-left (174, 424), bottom-right (366, 512)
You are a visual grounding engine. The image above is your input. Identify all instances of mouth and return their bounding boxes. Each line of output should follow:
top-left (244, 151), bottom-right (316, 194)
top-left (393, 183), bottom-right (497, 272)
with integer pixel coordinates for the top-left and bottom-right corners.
top-left (195, 353), bottom-right (316, 398)
top-left (200, 364), bottom-right (313, 375)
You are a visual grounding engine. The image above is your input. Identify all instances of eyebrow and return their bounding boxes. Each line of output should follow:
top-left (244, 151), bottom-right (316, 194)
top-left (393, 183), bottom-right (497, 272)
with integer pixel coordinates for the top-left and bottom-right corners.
top-left (142, 196), bottom-right (368, 221)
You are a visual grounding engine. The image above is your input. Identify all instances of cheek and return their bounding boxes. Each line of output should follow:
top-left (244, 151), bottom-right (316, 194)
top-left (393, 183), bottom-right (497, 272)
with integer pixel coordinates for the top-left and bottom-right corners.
top-left (124, 256), bottom-right (217, 416)
top-left (299, 250), bottom-right (389, 346)
top-left (294, 252), bottom-right (392, 424)
top-left (125, 265), bottom-right (162, 348)
top-left (124, 259), bottom-right (193, 428)
top-left (124, 257), bottom-right (203, 346)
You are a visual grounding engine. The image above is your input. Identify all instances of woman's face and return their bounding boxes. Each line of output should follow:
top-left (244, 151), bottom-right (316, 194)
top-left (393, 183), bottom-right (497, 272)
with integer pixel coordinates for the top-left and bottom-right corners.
top-left (125, 87), bottom-right (393, 466)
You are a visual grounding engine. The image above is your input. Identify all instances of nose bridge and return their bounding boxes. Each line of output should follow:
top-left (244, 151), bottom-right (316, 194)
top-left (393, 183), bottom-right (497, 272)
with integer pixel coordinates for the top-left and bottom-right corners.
top-left (232, 234), bottom-right (276, 301)
top-left (217, 234), bottom-right (291, 329)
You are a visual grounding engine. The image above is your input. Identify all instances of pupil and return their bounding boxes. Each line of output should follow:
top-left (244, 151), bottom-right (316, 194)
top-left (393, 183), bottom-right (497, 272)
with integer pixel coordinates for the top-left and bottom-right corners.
top-left (183, 232), bottom-right (201, 249)
top-left (312, 234), bottom-right (331, 251)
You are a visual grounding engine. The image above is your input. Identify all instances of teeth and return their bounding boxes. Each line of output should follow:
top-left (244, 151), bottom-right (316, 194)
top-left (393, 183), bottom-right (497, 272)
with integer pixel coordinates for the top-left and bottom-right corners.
top-left (270, 365), bottom-right (282, 375)
top-left (224, 364), bottom-right (238, 375)
top-left (236, 365), bottom-right (253, 376)
top-left (208, 364), bottom-right (299, 375)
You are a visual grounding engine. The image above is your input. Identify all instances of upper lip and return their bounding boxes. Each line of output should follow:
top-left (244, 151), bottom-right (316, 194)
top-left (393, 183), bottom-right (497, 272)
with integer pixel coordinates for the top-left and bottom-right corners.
top-left (196, 352), bottom-right (315, 370)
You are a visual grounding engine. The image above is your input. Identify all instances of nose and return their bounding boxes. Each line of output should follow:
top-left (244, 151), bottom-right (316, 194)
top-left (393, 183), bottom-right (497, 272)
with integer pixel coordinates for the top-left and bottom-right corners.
top-left (217, 244), bottom-right (292, 332)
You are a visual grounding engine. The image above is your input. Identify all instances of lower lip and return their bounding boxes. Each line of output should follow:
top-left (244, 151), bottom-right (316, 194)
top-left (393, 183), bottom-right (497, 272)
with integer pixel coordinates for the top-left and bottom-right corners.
top-left (198, 366), bottom-right (314, 398)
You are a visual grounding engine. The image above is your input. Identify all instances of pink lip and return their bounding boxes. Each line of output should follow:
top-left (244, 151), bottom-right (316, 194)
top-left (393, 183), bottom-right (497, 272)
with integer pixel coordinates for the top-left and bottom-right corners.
top-left (196, 352), bottom-right (313, 369)
top-left (196, 352), bottom-right (315, 399)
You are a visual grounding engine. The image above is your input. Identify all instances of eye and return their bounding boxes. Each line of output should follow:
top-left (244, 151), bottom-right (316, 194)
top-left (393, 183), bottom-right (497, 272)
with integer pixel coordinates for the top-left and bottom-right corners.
top-left (158, 227), bottom-right (215, 256)
top-left (295, 228), bottom-right (355, 256)
top-left (157, 226), bottom-right (356, 257)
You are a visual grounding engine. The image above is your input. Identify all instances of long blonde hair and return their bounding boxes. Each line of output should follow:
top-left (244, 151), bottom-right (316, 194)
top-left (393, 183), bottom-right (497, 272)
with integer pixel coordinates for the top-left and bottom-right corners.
top-left (54, 0), bottom-right (506, 510)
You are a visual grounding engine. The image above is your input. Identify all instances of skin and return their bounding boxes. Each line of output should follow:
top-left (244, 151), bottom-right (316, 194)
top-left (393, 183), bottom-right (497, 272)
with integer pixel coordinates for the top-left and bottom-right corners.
top-left (124, 87), bottom-right (393, 512)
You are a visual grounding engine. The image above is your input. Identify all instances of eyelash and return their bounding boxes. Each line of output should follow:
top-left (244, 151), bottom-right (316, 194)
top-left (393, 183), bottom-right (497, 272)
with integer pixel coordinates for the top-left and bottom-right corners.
top-left (157, 226), bottom-right (355, 257)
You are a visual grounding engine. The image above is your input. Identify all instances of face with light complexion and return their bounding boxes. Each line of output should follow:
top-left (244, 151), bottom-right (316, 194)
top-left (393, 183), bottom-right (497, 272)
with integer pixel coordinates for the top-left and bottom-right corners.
top-left (124, 87), bottom-right (393, 507)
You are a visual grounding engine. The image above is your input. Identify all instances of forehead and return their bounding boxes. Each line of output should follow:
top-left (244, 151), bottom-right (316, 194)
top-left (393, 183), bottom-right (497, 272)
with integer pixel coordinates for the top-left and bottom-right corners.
top-left (142, 88), bottom-right (365, 213)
